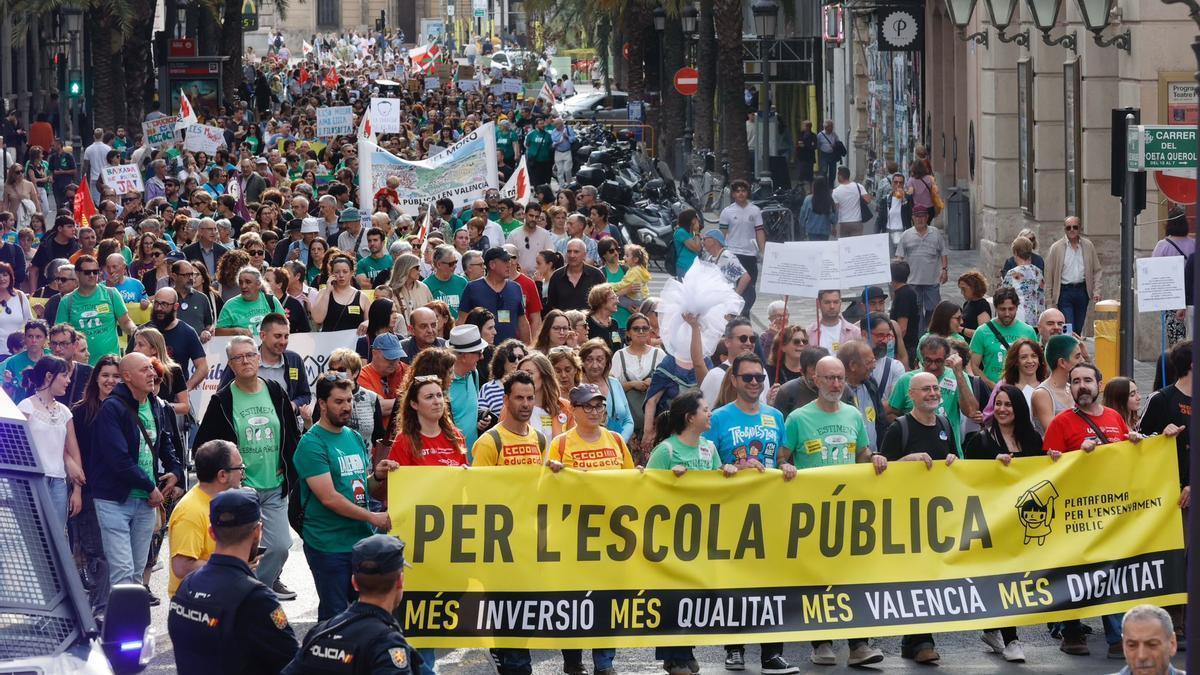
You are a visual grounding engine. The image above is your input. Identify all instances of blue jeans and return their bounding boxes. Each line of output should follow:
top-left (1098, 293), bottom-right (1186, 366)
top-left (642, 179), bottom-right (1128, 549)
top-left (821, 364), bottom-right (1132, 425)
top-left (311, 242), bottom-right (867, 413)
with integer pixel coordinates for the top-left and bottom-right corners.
top-left (303, 543), bottom-right (355, 621)
top-left (1057, 283), bottom-right (1090, 334)
top-left (417, 648), bottom-right (436, 675)
top-left (94, 497), bottom-right (158, 587)
top-left (254, 487), bottom-right (291, 588)
top-left (562, 648), bottom-right (615, 671)
top-left (46, 477), bottom-right (68, 527)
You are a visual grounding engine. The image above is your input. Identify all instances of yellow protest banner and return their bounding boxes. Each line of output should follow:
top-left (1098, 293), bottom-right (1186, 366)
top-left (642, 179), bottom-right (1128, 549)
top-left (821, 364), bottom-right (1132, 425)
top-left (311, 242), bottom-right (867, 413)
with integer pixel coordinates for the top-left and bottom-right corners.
top-left (388, 438), bottom-right (1185, 648)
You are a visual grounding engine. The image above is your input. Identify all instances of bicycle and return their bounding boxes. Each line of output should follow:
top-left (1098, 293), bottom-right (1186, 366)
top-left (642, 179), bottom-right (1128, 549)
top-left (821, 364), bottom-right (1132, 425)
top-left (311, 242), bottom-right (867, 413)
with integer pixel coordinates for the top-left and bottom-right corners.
top-left (683, 149), bottom-right (731, 224)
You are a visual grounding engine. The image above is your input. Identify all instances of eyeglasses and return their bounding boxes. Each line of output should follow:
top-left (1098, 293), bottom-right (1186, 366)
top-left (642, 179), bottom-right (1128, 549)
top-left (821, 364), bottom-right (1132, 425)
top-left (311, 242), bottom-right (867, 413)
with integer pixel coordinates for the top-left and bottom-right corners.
top-left (222, 465), bottom-right (247, 473)
top-left (153, 301), bottom-right (175, 309)
top-left (229, 353), bottom-right (260, 363)
top-left (0, 300), bottom-right (10, 315)
top-left (630, 326), bottom-right (650, 333)
top-left (50, 339), bottom-right (73, 349)
top-left (581, 402), bottom-right (607, 414)
top-left (819, 374), bottom-right (846, 383)
top-left (737, 373), bottom-right (767, 384)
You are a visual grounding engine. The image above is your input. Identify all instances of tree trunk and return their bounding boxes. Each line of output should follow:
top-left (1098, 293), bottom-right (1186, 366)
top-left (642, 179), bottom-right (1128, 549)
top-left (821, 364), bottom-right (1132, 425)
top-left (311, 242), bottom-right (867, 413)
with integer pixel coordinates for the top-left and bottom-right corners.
top-left (89, 8), bottom-right (123, 130)
top-left (659, 16), bottom-right (684, 164)
top-left (122, 0), bottom-right (158, 127)
top-left (713, 0), bottom-right (748, 179)
top-left (220, 0), bottom-right (245, 108)
top-left (693, 0), bottom-right (716, 151)
top-left (622, 3), bottom-right (649, 104)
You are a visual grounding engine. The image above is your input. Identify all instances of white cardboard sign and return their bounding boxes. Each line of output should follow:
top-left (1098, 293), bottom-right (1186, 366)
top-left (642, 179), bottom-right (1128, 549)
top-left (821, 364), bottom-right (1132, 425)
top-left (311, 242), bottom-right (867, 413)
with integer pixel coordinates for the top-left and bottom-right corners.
top-left (759, 234), bottom-right (891, 297)
top-left (1136, 255), bottom-right (1186, 312)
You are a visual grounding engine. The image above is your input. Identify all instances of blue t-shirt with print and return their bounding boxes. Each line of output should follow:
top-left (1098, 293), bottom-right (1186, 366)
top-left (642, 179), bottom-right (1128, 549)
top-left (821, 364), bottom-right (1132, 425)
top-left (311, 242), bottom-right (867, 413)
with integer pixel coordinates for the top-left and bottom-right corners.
top-left (111, 277), bottom-right (147, 303)
top-left (703, 402), bottom-right (785, 468)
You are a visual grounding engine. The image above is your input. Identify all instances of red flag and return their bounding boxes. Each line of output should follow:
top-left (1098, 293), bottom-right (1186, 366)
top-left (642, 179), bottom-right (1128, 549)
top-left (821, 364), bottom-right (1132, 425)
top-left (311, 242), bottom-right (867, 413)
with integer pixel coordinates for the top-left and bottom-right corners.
top-left (299, 66), bottom-right (310, 86)
top-left (74, 181), bottom-right (98, 227)
top-left (323, 66), bottom-right (339, 89)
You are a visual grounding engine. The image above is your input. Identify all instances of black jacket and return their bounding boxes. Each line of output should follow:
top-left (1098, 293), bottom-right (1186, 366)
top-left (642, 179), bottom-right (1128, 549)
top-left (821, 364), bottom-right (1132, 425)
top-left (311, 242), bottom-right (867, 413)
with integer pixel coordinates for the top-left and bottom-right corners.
top-left (88, 383), bottom-right (185, 502)
top-left (216, 349), bottom-right (312, 409)
top-left (194, 377), bottom-right (301, 496)
top-left (183, 241), bottom-right (229, 273)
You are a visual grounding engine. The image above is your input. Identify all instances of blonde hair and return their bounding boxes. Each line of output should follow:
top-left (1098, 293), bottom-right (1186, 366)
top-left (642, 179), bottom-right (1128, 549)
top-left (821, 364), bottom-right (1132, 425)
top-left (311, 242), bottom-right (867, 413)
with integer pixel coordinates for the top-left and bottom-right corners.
top-left (518, 352), bottom-right (562, 417)
top-left (624, 243), bottom-right (648, 268)
top-left (328, 347), bottom-right (363, 375)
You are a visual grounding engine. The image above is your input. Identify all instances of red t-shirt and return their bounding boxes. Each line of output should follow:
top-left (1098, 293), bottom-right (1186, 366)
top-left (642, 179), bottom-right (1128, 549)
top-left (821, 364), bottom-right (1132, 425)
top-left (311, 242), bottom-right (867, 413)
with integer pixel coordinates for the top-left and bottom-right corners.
top-left (1042, 407), bottom-right (1129, 453)
top-left (513, 273), bottom-right (543, 321)
top-left (389, 429), bottom-right (468, 467)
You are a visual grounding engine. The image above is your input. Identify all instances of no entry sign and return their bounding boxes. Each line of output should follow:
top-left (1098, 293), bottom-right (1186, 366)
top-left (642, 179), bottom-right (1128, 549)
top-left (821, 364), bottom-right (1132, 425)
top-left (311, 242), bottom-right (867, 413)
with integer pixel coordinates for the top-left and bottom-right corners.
top-left (674, 67), bottom-right (699, 96)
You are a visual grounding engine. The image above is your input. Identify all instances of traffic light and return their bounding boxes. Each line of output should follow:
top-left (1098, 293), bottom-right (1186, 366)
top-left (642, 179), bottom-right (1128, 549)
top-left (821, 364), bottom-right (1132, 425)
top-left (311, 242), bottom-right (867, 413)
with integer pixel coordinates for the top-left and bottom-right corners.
top-left (67, 68), bottom-right (83, 98)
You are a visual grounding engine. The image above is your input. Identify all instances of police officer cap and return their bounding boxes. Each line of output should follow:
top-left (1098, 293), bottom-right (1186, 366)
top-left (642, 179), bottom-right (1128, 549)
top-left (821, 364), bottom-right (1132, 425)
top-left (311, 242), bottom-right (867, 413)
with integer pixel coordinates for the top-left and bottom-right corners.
top-left (210, 488), bottom-right (262, 527)
top-left (352, 535), bottom-right (409, 575)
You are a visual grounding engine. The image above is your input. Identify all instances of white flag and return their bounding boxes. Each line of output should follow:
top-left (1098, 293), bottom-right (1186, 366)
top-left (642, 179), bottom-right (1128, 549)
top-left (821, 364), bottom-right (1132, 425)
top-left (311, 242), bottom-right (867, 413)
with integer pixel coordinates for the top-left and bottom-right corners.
top-left (176, 91), bottom-right (198, 131)
top-left (302, 40), bottom-right (314, 56)
top-left (358, 109), bottom-right (376, 143)
top-left (501, 155), bottom-right (533, 206)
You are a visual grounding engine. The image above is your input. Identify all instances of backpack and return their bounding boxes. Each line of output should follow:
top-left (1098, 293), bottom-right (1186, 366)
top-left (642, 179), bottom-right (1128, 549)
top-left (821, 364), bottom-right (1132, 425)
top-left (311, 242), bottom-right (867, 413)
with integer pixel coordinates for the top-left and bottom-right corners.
top-left (897, 413), bottom-right (954, 453)
top-left (485, 426), bottom-right (546, 461)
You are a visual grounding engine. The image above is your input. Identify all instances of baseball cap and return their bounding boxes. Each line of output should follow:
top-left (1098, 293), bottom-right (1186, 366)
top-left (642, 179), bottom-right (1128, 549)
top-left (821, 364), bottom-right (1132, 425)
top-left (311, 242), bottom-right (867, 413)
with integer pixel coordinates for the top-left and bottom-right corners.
top-left (702, 229), bottom-right (726, 246)
top-left (483, 247), bottom-right (511, 265)
top-left (568, 383), bottom-right (606, 407)
top-left (352, 534), bottom-right (410, 575)
top-left (371, 332), bottom-right (407, 360)
top-left (210, 489), bottom-right (261, 527)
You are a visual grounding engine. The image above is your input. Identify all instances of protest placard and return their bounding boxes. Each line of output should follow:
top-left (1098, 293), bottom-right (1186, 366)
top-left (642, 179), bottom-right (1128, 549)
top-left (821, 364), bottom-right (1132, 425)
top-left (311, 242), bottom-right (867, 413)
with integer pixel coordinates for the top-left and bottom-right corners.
top-left (424, 76), bottom-right (441, 91)
top-left (457, 79), bottom-right (478, 92)
top-left (102, 165), bottom-right (145, 196)
top-left (315, 105), bottom-right (354, 137)
top-left (358, 122), bottom-right (499, 216)
top-left (370, 97), bottom-right (402, 133)
top-left (183, 124), bottom-right (226, 154)
top-left (141, 115), bottom-right (180, 148)
top-left (759, 234), bottom-right (890, 297)
top-left (1136, 255), bottom-right (1187, 312)
top-left (502, 77), bottom-right (523, 94)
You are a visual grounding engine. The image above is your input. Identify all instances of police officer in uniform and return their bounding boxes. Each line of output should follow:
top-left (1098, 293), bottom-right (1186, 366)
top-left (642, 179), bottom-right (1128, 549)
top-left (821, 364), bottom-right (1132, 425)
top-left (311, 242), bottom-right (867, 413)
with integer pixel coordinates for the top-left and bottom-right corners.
top-left (168, 489), bottom-right (299, 674)
top-left (283, 534), bottom-right (421, 674)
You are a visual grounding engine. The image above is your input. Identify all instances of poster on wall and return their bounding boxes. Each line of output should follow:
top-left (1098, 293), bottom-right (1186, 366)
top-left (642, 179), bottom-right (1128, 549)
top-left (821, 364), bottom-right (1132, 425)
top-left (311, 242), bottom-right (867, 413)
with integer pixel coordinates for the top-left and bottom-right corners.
top-left (1064, 58), bottom-right (1082, 218)
top-left (1018, 59), bottom-right (1035, 217)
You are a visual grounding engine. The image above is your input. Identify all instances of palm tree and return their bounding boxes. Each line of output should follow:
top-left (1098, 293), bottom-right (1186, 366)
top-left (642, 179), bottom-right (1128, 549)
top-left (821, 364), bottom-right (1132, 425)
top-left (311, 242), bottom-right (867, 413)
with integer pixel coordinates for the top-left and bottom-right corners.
top-left (713, 0), bottom-right (749, 178)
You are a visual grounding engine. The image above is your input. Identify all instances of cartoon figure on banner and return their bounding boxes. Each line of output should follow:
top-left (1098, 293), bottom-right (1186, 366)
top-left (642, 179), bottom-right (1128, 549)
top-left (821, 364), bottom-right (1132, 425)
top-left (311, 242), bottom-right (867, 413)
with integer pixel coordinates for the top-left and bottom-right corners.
top-left (1016, 480), bottom-right (1059, 546)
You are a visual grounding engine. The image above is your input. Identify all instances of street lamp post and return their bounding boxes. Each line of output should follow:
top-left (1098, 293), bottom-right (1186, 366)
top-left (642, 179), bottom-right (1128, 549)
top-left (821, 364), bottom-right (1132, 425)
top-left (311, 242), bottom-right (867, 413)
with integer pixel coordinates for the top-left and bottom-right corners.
top-left (62, 6), bottom-right (82, 174)
top-left (944, 0), bottom-right (990, 46)
top-left (750, 0), bottom-right (777, 182)
top-left (1075, 0), bottom-right (1131, 51)
top-left (682, 3), bottom-right (698, 148)
top-left (983, 0), bottom-right (1030, 45)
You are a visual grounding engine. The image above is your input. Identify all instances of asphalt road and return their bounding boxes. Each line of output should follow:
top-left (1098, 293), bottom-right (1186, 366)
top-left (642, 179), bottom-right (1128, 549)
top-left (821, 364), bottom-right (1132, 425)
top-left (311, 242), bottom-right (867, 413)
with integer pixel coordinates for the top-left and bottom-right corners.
top-left (146, 248), bottom-right (1181, 672)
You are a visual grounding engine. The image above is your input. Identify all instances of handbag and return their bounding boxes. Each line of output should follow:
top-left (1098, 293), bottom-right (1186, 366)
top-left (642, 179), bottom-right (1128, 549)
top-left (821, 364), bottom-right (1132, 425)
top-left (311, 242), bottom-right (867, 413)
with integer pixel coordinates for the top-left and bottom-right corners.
top-left (857, 184), bottom-right (873, 223)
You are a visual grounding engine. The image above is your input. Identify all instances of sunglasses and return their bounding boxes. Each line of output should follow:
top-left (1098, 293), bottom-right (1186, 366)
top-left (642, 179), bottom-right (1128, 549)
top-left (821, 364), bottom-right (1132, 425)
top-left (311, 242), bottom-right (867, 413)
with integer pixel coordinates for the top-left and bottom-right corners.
top-left (55, 276), bottom-right (73, 283)
top-left (732, 334), bottom-right (754, 343)
top-left (249, 249), bottom-right (266, 256)
top-left (738, 373), bottom-right (767, 384)
top-left (790, 338), bottom-right (808, 346)
top-left (413, 374), bottom-right (442, 384)
top-left (507, 352), bottom-right (527, 362)
top-left (80, 269), bottom-right (100, 276)
top-left (1065, 225), bottom-right (1080, 231)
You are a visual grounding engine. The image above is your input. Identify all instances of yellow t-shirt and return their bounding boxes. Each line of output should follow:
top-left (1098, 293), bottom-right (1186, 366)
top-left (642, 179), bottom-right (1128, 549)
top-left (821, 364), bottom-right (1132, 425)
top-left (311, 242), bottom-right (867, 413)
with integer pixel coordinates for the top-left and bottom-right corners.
top-left (471, 424), bottom-right (547, 466)
top-left (549, 427), bottom-right (635, 470)
top-left (167, 486), bottom-right (215, 596)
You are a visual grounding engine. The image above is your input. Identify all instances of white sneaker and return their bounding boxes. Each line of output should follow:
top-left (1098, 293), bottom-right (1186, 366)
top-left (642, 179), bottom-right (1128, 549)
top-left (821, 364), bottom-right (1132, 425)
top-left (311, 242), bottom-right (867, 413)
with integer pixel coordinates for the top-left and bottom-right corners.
top-left (810, 643), bottom-right (836, 666)
top-left (1002, 640), bottom-right (1026, 663)
top-left (981, 630), bottom-right (1005, 654)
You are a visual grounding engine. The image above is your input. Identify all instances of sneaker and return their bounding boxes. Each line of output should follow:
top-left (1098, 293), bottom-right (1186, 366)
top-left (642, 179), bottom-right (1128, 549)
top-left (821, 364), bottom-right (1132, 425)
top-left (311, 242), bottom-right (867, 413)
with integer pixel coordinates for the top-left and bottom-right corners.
top-left (147, 590), bottom-right (160, 607)
top-left (723, 649), bottom-right (745, 671)
top-left (1107, 643), bottom-right (1124, 660)
top-left (272, 579), bottom-right (297, 601)
top-left (563, 666), bottom-right (587, 675)
top-left (847, 644), bottom-right (883, 666)
top-left (686, 659), bottom-right (700, 674)
top-left (981, 630), bottom-right (1005, 654)
top-left (664, 662), bottom-right (691, 675)
top-left (760, 655), bottom-right (799, 675)
top-left (1060, 636), bottom-right (1090, 656)
top-left (810, 643), bottom-right (836, 666)
top-left (914, 647), bottom-right (940, 664)
top-left (595, 669), bottom-right (616, 675)
top-left (1002, 641), bottom-right (1026, 663)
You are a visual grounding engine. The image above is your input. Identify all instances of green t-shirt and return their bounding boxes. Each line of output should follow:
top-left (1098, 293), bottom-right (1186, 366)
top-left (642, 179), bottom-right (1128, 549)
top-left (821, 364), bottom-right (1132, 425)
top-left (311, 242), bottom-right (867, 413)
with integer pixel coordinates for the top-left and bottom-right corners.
top-left (232, 383), bottom-right (283, 490)
top-left (355, 254), bottom-right (393, 284)
top-left (423, 274), bottom-right (469, 318)
top-left (62, 285), bottom-right (128, 365)
top-left (129, 400), bottom-right (157, 500)
top-left (499, 218), bottom-right (522, 235)
top-left (216, 292), bottom-right (282, 338)
top-left (968, 319), bottom-right (1038, 383)
top-left (888, 368), bottom-right (965, 456)
top-left (646, 436), bottom-right (723, 471)
top-left (293, 424), bottom-right (373, 553)
top-left (496, 129), bottom-right (520, 161)
top-left (783, 401), bottom-right (869, 470)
